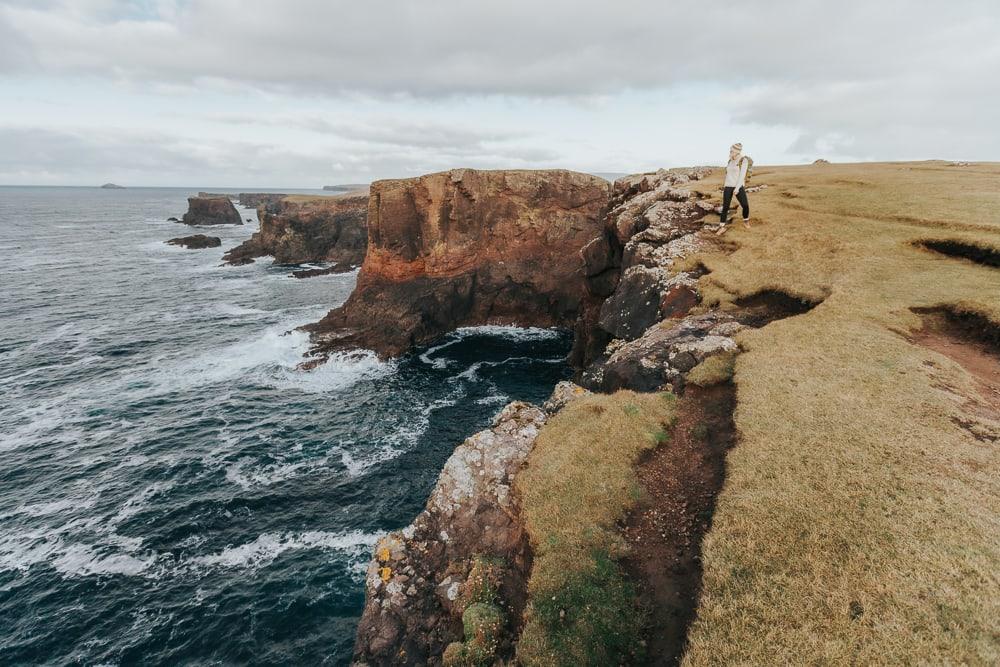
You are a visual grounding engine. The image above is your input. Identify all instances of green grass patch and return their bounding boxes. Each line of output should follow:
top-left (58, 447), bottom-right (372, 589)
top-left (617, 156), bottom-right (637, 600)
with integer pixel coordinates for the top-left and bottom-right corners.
top-left (514, 390), bottom-right (676, 666)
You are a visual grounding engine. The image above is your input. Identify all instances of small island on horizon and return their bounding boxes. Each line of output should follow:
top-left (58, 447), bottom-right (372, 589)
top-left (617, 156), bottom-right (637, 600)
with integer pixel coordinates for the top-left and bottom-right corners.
top-left (99, 183), bottom-right (125, 189)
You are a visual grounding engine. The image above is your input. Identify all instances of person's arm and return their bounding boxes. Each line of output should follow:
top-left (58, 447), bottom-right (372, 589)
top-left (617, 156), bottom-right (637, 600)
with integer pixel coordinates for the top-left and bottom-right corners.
top-left (739, 157), bottom-right (749, 187)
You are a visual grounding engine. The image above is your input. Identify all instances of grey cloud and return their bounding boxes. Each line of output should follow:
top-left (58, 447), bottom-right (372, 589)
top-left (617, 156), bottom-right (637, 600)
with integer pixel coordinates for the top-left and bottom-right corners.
top-left (2, 1), bottom-right (996, 97)
top-left (0, 125), bottom-right (563, 186)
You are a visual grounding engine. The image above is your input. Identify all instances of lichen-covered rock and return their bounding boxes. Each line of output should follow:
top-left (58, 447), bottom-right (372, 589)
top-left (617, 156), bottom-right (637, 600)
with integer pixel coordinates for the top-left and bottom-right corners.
top-left (598, 266), bottom-right (668, 340)
top-left (223, 193), bottom-right (368, 266)
top-left (180, 196), bottom-right (242, 226)
top-left (306, 169), bottom-right (610, 360)
top-left (542, 381), bottom-right (593, 414)
top-left (580, 312), bottom-right (744, 392)
top-left (353, 402), bottom-right (547, 665)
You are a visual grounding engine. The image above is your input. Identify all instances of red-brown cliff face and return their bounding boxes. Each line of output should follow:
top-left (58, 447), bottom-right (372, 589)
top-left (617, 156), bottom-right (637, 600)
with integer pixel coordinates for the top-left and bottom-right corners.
top-left (304, 169), bottom-right (611, 359)
top-left (222, 193), bottom-right (368, 267)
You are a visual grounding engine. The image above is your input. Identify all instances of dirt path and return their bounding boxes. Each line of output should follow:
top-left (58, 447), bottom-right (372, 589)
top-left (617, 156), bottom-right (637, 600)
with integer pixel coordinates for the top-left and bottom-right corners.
top-left (622, 383), bottom-right (736, 665)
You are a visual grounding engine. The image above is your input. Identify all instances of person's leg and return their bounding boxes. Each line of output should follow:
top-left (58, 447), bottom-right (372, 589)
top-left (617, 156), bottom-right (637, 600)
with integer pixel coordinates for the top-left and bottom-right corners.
top-left (736, 186), bottom-right (750, 220)
top-left (720, 186), bottom-right (734, 222)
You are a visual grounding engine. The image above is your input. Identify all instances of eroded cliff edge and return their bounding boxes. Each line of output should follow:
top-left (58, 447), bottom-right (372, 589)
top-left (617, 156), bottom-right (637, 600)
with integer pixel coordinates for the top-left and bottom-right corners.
top-left (222, 192), bottom-right (369, 268)
top-left (303, 169), bottom-right (611, 359)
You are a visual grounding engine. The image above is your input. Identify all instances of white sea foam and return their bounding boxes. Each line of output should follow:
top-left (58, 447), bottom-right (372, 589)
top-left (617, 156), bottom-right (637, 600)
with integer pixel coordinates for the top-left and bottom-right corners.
top-left (189, 529), bottom-right (380, 571)
top-left (335, 442), bottom-right (405, 477)
top-left (52, 543), bottom-right (155, 577)
top-left (224, 455), bottom-right (330, 489)
top-left (419, 325), bottom-right (564, 369)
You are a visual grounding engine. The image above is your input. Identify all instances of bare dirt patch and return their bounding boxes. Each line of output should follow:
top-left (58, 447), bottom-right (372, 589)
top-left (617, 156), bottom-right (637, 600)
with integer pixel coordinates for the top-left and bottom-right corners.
top-left (623, 383), bottom-right (736, 666)
top-left (917, 240), bottom-right (1000, 268)
top-left (733, 289), bottom-right (822, 328)
top-left (911, 307), bottom-right (1000, 443)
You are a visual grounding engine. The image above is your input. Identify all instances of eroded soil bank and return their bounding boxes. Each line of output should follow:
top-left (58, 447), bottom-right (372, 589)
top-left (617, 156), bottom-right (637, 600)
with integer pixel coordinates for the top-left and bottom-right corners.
top-left (623, 383), bottom-right (736, 665)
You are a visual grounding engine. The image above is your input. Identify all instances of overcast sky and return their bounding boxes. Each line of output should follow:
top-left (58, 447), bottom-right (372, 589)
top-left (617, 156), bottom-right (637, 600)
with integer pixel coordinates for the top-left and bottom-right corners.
top-left (1, 0), bottom-right (997, 187)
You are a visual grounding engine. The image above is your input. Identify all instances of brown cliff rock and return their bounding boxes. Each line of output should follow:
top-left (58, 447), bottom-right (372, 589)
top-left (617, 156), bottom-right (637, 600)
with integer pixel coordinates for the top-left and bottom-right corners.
top-left (180, 196), bottom-right (242, 226)
top-left (222, 193), bottom-right (368, 267)
top-left (305, 169), bottom-right (610, 360)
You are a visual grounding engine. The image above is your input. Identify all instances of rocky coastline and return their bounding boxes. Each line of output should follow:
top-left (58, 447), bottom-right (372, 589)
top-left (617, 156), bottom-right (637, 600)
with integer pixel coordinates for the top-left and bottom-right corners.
top-left (222, 193), bottom-right (368, 268)
top-left (335, 165), bottom-right (792, 664)
top-left (304, 168), bottom-right (611, 360)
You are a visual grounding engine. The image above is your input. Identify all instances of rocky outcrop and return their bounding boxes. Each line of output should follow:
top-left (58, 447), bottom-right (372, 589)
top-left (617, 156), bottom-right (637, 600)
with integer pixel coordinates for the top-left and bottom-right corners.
top-left (306, 169), bottom-right (611, 360)
top-left (354, 382), bottom-right (593, 666)
top-left (166, 234), bottom-right (221, 249)
top-left (222, 193), bottom-right (368, 266)
top-left (354, 402), bottom-right (544, 665)
top-left (180, 196), bottom-right (242, 226)
top-left (580, 313), bottom-right (744, 392)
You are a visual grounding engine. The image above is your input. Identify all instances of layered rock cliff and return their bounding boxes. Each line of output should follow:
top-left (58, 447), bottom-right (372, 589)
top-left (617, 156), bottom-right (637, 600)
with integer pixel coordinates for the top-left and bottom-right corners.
top-left (305, 169), bottom-right (611, 359)
top-left (222, 193), bottom-right (368, 267)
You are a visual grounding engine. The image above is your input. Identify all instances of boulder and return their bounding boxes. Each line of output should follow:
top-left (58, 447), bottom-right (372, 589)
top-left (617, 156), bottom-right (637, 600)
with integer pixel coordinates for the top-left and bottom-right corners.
top-left (580, 312), bottom-right (744, 392)
top-left (222, 193), bottom-right (368, 266)
top-left (180, 196), bottom-right (242, 226)
top-left (305, 169), bottom-right (611, 360)
top-left (166, 234), bottom-right (221, 249)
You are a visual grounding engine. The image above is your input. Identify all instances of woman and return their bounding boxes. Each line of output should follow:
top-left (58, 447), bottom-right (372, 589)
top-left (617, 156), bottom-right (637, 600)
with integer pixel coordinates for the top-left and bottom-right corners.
top-left (720, 142), bottom-right (751, 229)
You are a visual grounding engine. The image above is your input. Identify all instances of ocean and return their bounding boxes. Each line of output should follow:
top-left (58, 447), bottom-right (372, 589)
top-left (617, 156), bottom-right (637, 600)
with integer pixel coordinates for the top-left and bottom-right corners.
top-left (0, 186), bottom-right (572, 665)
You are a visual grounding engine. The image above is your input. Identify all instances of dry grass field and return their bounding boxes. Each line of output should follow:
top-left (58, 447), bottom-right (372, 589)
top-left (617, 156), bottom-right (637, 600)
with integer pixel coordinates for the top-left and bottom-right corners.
top-left (682, 161), bottom-right (1000, 664)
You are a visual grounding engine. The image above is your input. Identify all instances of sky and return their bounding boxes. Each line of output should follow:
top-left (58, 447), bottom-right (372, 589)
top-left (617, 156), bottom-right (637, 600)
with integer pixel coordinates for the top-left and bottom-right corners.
top-left (1, 0), bottom-right (998, 187)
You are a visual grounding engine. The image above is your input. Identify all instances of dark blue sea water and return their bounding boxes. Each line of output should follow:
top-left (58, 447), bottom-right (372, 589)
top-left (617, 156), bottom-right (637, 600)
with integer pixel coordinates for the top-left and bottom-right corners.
top-left (0, 186), bottom-right (571, 665)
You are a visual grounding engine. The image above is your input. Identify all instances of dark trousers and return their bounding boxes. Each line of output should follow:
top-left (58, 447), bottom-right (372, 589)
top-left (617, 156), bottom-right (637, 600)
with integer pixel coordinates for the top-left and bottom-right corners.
top-left (721, 186), bottom-right (749, 222)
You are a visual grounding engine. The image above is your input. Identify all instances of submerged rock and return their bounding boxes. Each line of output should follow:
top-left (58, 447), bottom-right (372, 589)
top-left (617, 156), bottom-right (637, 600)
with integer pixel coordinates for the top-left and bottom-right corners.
top-left (166, 234), bottom-right (221, 249)
top-left (180, 196), bottom-right (242, 226)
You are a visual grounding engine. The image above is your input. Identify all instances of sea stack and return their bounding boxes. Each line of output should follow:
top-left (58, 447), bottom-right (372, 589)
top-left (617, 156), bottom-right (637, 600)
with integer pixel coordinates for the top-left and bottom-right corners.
top-left (180, 196), bottom-right (242, 226)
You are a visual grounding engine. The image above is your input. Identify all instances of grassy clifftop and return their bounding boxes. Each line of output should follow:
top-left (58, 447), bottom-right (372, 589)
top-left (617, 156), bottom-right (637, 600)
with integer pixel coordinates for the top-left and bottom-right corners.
top-left (517, 161), bottom-right (1000, 664)
top-left (687, 161), bottom-right (1000, 664)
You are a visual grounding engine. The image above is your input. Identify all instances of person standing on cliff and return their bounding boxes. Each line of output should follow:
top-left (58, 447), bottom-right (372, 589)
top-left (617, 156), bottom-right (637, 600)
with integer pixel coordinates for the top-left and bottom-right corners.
top-left (719, 142), bottom-right (752, 231)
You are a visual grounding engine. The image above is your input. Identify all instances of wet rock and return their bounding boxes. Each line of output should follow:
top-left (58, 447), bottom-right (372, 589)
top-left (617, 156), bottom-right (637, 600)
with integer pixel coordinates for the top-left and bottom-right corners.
top-left (180, 196), bottom-right (242, 226)
top-left (166, 234), bottom-right (221, 249)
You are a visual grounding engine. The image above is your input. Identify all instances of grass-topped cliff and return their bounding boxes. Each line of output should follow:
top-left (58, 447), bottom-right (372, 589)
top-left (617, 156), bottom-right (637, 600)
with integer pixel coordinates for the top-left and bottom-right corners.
top-left (514, 161), bottom-right (999, 664)
top-left (350, 161), bottom-right (999, 665)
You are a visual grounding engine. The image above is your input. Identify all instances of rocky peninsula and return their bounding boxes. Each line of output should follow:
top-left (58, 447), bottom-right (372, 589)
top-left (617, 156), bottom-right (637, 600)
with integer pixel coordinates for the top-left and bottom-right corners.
top-left (304, 169), bottom-right (610, 359)
top-left (222, 192), bottom-right (368, 268)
